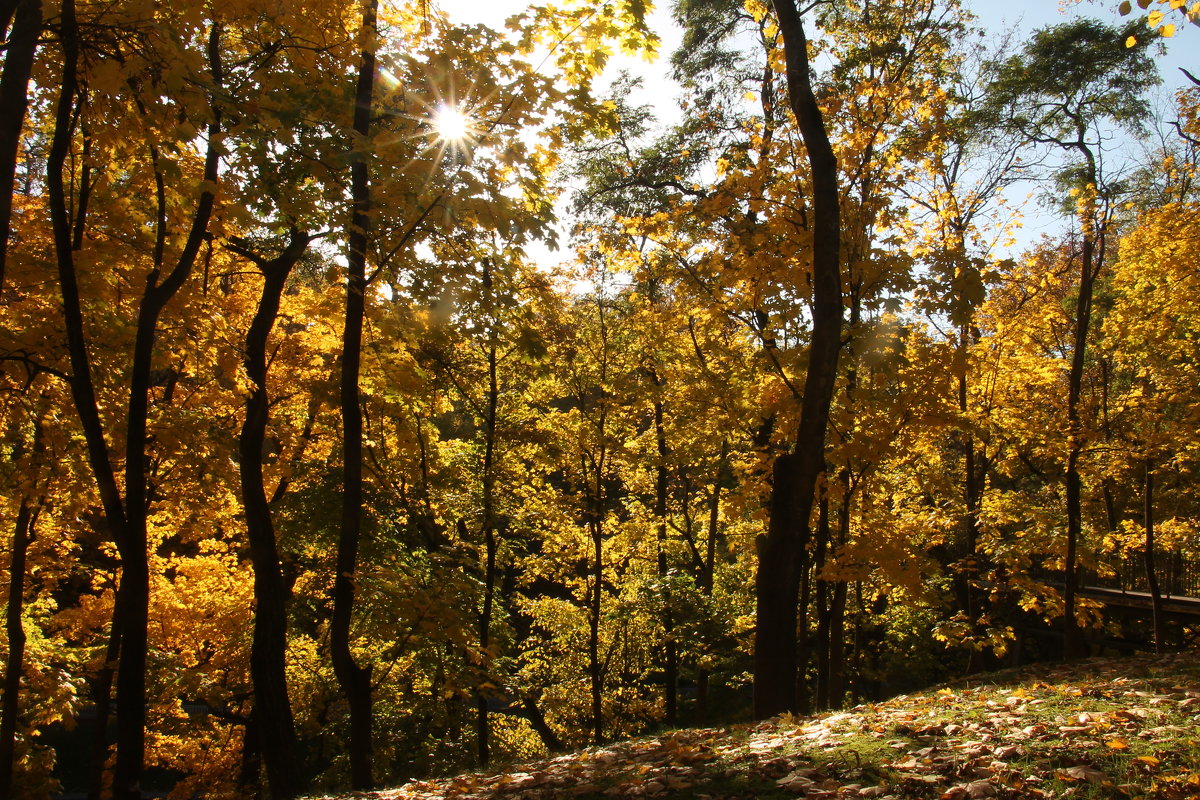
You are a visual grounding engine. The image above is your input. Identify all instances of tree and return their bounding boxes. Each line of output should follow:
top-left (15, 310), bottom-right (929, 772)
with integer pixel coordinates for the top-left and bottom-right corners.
top-left (0, 0), bottom-right (41, 294)
top-left (44, 2), bottom-right (224, 793)
top-left (983, 18), bottom-right (1157, 658)
top-left (753, 0), bottom-right (842, 718)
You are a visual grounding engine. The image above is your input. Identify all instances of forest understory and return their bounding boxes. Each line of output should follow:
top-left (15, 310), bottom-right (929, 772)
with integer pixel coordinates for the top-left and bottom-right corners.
top-left (329, 652), bottom-right (1200, 800)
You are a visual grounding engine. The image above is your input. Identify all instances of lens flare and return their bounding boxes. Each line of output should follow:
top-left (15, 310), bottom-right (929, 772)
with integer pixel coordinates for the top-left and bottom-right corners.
top-left (433, 104), bottom-right (471, 142)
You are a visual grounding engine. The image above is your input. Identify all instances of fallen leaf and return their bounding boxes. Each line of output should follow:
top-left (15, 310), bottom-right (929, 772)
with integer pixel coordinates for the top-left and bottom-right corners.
top-left (1056, 765), bottom-right (1106, 784)
top-left (993, 745), bottom-right (1022, 760)
top-left (776, 772), bottom-right (816, 793)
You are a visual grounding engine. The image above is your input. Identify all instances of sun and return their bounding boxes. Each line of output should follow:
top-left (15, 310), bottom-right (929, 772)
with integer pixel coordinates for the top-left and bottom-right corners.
top-left (433, 104), bottom-right (472, 142)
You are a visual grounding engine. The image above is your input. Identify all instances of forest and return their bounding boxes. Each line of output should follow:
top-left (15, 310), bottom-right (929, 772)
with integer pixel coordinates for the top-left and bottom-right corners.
top-left (0, 0), bottom-right (1197, 797)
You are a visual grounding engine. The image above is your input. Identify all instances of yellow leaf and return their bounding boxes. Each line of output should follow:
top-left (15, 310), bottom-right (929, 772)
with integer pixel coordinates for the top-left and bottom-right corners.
top-left (1148, 9), bottom-right (1164, 24)
top-left (1161, 22), bottom-right (1176, 35)
top-left (1106, 738), bottom-right (1129, 750)
top-left (1136, 755), bottom-right (1160, 766)
top-left (1126, 34), bottom-right (1139, 47)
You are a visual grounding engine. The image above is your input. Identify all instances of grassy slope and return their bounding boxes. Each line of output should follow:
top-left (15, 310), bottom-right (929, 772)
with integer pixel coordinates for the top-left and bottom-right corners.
top-left (318, 652), bottom-right (1200, 800)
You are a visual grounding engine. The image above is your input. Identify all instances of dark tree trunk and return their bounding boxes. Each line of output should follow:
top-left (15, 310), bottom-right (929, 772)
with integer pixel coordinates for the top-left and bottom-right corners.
top-left (87, 620), bottom-right (119, 800)
top-left (332, 0), bottom-right (378, 787)
top-left (0, 0), bottom-right (41, 294)
top-left (585, 297), bottom-right (610, 746)
top-left (235, 231), bottom-right (312, 799)
top-left (476, 281), bottom-right (499, 768)
top-left (653, 394), bottom-right (677, 725)
top-left (1062, 145), bottom-right (1101, 663)
top-left (588, 505), bottom-right (604, 745)
top-left (814, 498), bottom-right (830, 710)
top-left (828, 497), bottom-right (848, 707)
top-left (238, 710), bottom-right (263, 800)
top-left (1143, 460), bottom-right (1164, 653)
top-left (754, 0), bottom-right (842, 718)
top-left (756, 453), bottom-right (800, 717)
top-left (795, 543), bottom-right (812, 716)
top-left (47, 8), bottom-right (222, 795)
top-left (0, 499), bottom-right (36, 799)
top-left (696, 463), bottom-right (722, 724)
top-left (518, 698), bottom-right (564, 753)
top-left (959, 321), bottom-right (982, 642)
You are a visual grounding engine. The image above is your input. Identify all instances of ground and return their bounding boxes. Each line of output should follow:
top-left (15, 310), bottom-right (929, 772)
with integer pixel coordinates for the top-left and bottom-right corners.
top-left (315, 652), bottom-right (1200, 799)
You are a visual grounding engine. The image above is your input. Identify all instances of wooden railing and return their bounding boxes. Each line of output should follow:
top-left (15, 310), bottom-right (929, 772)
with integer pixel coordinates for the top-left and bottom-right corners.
top-left (1083, 553), bottom-right (1200, 599)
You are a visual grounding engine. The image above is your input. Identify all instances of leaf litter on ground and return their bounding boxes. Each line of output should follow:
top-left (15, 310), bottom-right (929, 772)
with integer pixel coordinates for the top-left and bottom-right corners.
top-left (313, 651), bottom-right (1200, 800)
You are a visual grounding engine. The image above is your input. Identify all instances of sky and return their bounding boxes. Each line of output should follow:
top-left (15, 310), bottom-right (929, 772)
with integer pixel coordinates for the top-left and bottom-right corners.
top-left (445, 0), bottom-right (1197, 260)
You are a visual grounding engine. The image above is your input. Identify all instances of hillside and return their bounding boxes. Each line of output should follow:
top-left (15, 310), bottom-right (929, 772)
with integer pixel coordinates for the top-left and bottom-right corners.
top-left (325, 653), bottom-right (1200, 800)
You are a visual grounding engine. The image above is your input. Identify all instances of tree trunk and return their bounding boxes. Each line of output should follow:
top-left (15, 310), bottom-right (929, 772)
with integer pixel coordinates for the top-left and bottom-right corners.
top-left (1062, 147), bottom-right (1100, 663)
top-left (86, 621), bottom-right (119, 800)
top-left (238, 710), bottom-right (263, 800)
top-left (0, 499), bottom-right (36, 799)
top-left (48, 7), bottom-right (221, 796)
top-left (696, 462), bottom-right (722, 724)
top-left (653, 394), bottom-right (677, 725)
top-left (756, 453), bottom-right (800, 717)
top-left (795, 543), bottom-right (812, 716)
top-left (332, 0), bottom-right (378, 786)
top-left (236, 231), bottom-right (311, 799)
top-left (814, 498), bottom-right (830, 710)
top-left (1143, 459), bottom-right (1164, 653)
top-left (828, 497), bottom-right (848, 707)
top-left (754, 0), bottom-right (842, 718)
top-left (585, 296), bottom-right (610, 746)
top-left (588, 504), bottom-right (604, 744)
top-left (476, 279), bottom-right (499, 768)
top-left (0, 0), bottom-right (41, 294)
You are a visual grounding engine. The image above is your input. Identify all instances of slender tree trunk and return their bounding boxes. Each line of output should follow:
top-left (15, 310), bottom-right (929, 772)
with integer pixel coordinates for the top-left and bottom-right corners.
top-left (1143, 459), bottom-right (1164, 653)
top-left (112, 25), bottom-right (221, 796)
top-left (585, 296), bottom-right (610, 746)
top-left (476, 281), bottom-right (499, 768)
top-left (755, 0), bottom-right (842, 718)
top-left (828, 497), bottom-right (849, 707)
top-left (588, 508), bottom-right (604, 744)
top-left (1099, 359), bottom-right (1120, 534)
top-left (518, 698), bottom-right (564, 753)
top-left (959, 320), bottom-right (981, 615)
top-left (236, 232), bottom-right (311, 799)
top-left (795, 526), bottom-right (812, 716)
top-left (696, 463), bottom-right (722, 724)
top-left (1063, 149), bottom-right (1101, 663)
top-left (332, 1), bottom-right (378, 786)
top-left (653, 393), bottom-right (677, 724)
top-left (0, 0), bottom-right (41, 294)
top-left (86, 621), bottom-right (120, 800)
top-left (958, 322), bottom-right (987, 672)
top-left (0, 499), bottom-right (36, 799)
top-left (1063, 246), bottom-right (1092, 661)
top-left (814, 498), bottom-right (830, 710)
top-left (46, 3), bottom-right (134, 793)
